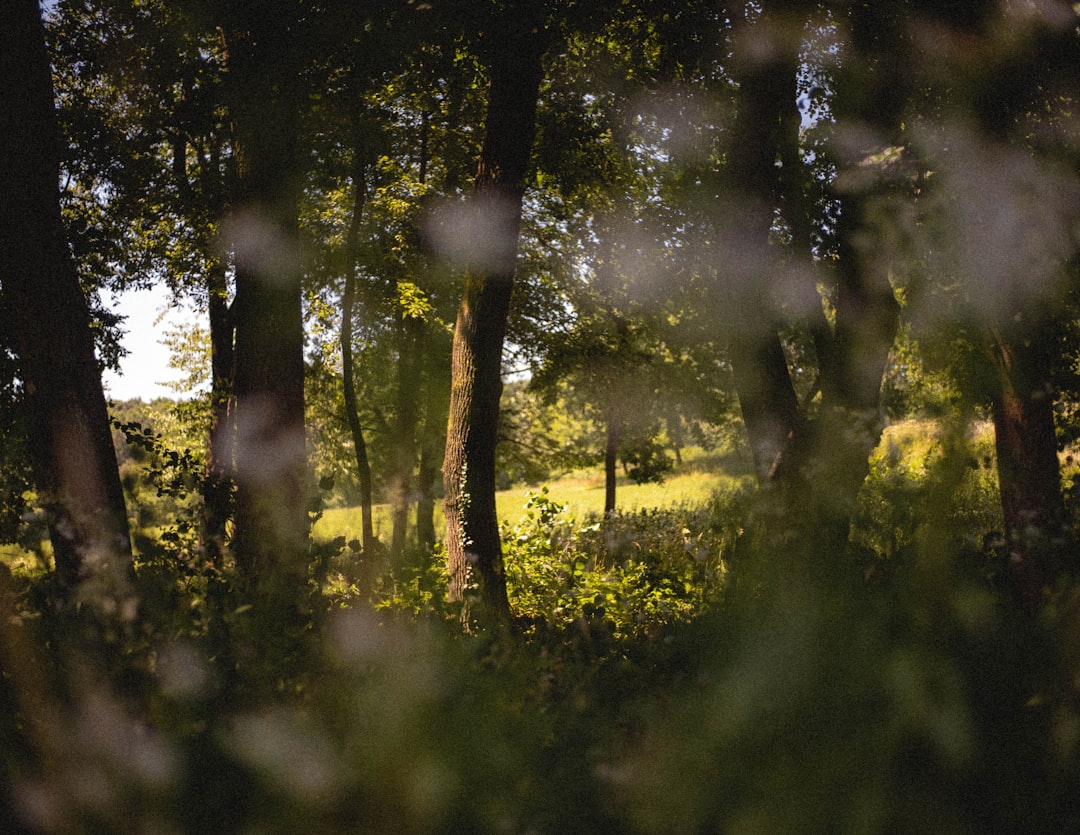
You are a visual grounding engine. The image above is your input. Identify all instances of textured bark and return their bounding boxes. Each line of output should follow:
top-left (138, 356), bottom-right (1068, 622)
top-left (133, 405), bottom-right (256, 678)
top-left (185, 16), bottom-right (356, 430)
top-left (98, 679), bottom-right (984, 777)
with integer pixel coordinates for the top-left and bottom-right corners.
top-left (0, 0), bottom-right (133, 593)
top-left (990, 335), bottom-right (1067, 608)
top-left (224, 15), bottom-right (308, 584)
top-left (443, 21), bottom-right (546, 626)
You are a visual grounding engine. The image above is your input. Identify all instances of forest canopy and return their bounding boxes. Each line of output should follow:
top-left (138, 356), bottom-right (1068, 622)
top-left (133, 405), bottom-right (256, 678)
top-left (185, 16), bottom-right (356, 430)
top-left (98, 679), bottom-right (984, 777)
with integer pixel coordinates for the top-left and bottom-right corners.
top-left (2, 0), bottom-right (1080, 831)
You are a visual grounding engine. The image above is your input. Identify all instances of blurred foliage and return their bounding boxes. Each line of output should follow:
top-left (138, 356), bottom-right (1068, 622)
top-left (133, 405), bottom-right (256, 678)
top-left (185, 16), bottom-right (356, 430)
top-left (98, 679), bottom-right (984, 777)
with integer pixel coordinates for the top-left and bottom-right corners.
top-left (4, 0), bottom-right (1080, 831)
top-left (502, 487), bottom-right (737, 641)
top-left (4, 443), bottom-right (1080, 832)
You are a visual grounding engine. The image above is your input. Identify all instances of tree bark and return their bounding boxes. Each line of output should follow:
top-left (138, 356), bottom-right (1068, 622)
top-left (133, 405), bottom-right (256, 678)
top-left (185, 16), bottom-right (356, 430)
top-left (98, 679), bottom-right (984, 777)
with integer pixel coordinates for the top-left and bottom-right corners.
top-left (201, 259), bottom-right (235, 564)
top-left (990, 333), bottom-right (1067, 608)
top-left (416, 435), bottom-right (439, 551)
top-left (341, 276), bottom-right (376, 555)
top-left (725, 8), bottom-right (899, 554)
top-left (223, 15), bottom-right (308, 588)
top-left (443, 17), bottom-right (546, 627)
top-left (722, 21), bottom-right (803, 484)
top-left (416, 327), bottom-right (450, 553)
top-left (0, 0), bottom-right (133, 594)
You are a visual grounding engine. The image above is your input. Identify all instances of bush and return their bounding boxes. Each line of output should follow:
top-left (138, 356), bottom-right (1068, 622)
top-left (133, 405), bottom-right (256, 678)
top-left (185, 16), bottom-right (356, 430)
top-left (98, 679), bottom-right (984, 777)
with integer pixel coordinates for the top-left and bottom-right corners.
top-left (502, 487), bottom-right (741, 641)
top-left (853, 419), bottom-right (1002, 561)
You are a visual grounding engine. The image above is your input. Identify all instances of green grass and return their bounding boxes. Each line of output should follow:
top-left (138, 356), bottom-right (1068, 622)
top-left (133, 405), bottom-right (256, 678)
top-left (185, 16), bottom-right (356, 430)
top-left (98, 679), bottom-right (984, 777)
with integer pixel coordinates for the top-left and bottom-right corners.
top-left (312, 446), bottom-right (753, 545)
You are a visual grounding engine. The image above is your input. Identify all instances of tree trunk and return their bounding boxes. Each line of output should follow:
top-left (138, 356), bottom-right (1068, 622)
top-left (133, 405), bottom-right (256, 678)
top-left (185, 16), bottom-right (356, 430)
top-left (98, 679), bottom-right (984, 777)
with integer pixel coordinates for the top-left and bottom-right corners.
top-left (391, 317), bottom-right (422, 559)
top-left (0, 0), bottom-right (133, 595)
top-left (224, 18), bottom-right (308, 589)
top-left (722, 27), bottom-right (803, 485)
top-left (416, 327), bottom-right (450, 553)
top-left (990, 334), bottom-right (1067, 608)
top-left (604, 410), bottom-right (621, 516)
top-left (340, 153), bottom-right (377, 556)
top-left (443, 18), bottom-right (546, 628)
top-left (725, 10), bottom-right (900, 555)
top-left (805, 215), bottom-right (899, 539)
top-left (416, 436), bottom-right (439, 551)
top-left (201, 259), bottom-right (235, 564)
top-left (341, 275), bottom-right (376, 555)
top-left (730, 332), bottom-right (802, 483)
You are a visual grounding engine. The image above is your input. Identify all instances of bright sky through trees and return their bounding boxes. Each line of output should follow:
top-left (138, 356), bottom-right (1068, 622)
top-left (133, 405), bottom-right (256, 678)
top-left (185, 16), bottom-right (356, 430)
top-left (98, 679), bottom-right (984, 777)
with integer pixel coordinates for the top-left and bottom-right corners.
top-left (100, 286), bottom-right (187, 400)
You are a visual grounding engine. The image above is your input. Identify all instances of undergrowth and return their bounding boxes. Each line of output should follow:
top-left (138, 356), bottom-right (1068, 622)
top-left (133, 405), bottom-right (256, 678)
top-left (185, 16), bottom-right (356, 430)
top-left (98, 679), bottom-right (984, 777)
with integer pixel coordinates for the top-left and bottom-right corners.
top-left (3, 428), bottom-right (1080, 832)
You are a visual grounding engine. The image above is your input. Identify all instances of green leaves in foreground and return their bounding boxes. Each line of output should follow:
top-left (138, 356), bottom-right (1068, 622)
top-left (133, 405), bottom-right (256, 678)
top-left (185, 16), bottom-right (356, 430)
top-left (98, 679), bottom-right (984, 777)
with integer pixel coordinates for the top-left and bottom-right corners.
top-left (502, 487), bottom-right (735, 640)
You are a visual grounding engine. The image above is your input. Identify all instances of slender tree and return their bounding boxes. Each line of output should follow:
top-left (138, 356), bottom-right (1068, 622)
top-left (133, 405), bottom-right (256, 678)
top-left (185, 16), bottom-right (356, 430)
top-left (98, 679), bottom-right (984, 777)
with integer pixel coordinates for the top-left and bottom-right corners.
top-left (340, 147), bottom-right (377, 556)
top-left (0, 0), bottom-right (132, 593)
top-left (442, 3), bottom-right (548, 626)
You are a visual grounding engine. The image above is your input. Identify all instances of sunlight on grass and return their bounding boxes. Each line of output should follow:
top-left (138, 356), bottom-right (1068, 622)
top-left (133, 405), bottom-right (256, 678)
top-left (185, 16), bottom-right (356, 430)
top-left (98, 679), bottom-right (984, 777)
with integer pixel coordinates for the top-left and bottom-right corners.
top-left (313, 446), bottom-right (752, 544)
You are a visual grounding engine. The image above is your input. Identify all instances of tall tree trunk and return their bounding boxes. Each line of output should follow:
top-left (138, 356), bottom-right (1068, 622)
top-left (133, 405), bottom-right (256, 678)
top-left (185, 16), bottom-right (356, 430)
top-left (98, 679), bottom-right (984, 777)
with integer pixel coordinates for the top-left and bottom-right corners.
top-left (224, 17), bottom-right (308, 589)
top-left (340, 151), bottom-right (376, 556)
top-left (391, 317), bottom-right (422, 559)
top-left (201, 259), bottom-right (235, 564)
top-left (170, 80), bottom-right (235, 566)
top-left (804, 212), bottom-right (899, 541)
top-left (341, 276), bottom-right (376, 555)
top-left (722, 19), bottom-right (803, 484)
top-left (604, 410), bottom-right (621, 516)
top-left (0, 0), bottom-right (133, 595)
top-left (443, 17), bottom-right (546, 627)
top-left (725, 8), bottom-right (900, 555)
top-left (990, 333), bottom-right (1067, 608)
top-left (416, 327), bottom-right (450, 553)
top-left (960, 10), bottom-right (1074, 611)
top-left (416, 435), bottom-right (439, 551)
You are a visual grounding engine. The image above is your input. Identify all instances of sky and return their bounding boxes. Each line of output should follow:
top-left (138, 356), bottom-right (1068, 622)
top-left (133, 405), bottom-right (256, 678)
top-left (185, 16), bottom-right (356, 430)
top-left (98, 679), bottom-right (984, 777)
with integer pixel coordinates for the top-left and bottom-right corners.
top-left (100, 286), bottom-right (190, 402)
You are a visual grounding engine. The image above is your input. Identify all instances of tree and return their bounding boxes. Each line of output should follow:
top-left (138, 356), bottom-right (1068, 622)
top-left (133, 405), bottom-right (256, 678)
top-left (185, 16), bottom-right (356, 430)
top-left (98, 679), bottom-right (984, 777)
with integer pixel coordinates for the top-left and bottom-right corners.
top-left (698, 3), bottom-right (906, 557)
top-left (220, 3), bottom-right (310, 589)
top-left (442, 2), bottom-right (549, 627)
top-left (299, 27), bottom-right (471, 569)
top-left (47, 0), bottom-right (239, 563)
top-left (899, 3), bottom-right (1080, 607)
top-left (340, 166), bottom-right (378, 556)
top-left (0, 0), bottom-right (132, 594)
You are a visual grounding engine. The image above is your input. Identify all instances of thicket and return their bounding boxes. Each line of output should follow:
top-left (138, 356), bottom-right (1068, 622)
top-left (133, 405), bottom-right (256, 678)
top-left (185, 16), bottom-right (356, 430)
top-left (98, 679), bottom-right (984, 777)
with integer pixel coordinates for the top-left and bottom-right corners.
top-left (3, 416), bottom-right (1080, 833)
top-left (3, 1), bottom-right (1080, 831)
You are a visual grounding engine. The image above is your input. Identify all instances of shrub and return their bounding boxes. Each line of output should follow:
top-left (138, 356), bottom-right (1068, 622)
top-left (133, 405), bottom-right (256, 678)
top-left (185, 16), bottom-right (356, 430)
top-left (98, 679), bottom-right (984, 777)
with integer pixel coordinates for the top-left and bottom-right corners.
top-left (502, 487), bottom-right (741, 641)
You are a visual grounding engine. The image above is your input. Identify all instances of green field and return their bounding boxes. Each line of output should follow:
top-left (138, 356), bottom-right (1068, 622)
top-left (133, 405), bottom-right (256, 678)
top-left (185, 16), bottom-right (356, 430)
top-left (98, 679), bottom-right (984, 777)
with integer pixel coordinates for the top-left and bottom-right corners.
top-left (313, 447), bottom-right (753, 544)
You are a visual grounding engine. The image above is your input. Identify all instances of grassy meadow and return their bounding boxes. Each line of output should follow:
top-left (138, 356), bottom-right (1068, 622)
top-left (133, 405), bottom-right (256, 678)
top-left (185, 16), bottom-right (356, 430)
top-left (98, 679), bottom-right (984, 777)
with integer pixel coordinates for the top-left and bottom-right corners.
top-left (312, 445), bottom-right (755, 545)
